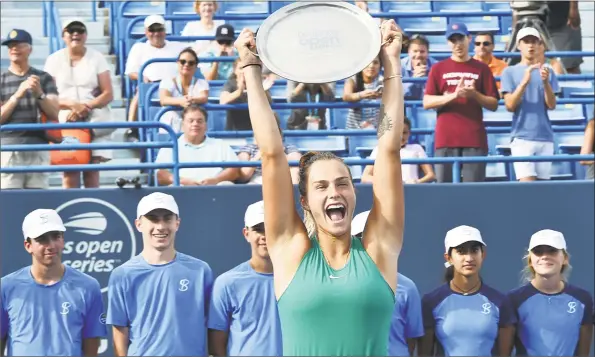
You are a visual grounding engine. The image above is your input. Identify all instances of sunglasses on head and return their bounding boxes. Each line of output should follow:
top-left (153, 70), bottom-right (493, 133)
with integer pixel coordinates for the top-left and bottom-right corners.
top-left (178, 59), bottom-right (197, 66)
top-left (475, 41), bottom-right (492, 47)
top-left (66, 26), bottom-right (86, 35)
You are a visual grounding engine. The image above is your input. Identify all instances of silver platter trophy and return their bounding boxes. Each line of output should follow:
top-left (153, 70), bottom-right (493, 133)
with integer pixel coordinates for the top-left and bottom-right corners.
top-left (255, 1), bottom-right (382, 83)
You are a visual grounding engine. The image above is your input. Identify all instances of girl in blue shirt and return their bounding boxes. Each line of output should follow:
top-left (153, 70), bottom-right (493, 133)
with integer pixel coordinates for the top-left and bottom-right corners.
top-left (507, 229), bottom-right (594, 356)
top-left (419, 225), bottom-right (516, 356)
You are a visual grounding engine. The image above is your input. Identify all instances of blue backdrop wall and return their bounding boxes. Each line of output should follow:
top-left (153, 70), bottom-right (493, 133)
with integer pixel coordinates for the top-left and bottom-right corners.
top-left (1, 182), bottom-right (594, 355)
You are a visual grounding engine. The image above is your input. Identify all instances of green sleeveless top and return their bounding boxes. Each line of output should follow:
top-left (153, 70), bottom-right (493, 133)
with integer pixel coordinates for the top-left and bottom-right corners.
top-left (277, 236), bottom-right (395, 356)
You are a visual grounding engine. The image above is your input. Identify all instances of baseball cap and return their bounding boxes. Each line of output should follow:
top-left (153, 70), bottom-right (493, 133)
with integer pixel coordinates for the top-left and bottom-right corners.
top-left (2, 29), bottom-right (32, 46)
top-left (144, 14), bottom-right (165, 29)
top-left (444, 225), bottom-right (486, 253)
top-left (445, 23), bottom-right (469, 40)
top-left (528, 229), bottom-right (567, 251)
top-left (62, 18), bottom-right (86, 30)
top-left (137, 192), bottom-right (179, 218)
top-left (215, 24), bottom-right (235, 42)
top-left (22, 209), bottom-right (66, 240)
top-left (516, 27), bottom-right (541, 44)
top-left (244, 201), bottom-right (265, 228)
top-left (351, 210), bottom-right (370, 236)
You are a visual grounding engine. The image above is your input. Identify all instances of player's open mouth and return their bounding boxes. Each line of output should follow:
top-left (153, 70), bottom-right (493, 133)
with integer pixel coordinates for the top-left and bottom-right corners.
top-left (325, 203), bottom-right (346, 222)
top-left (153, 234), bottom-right (168, 239)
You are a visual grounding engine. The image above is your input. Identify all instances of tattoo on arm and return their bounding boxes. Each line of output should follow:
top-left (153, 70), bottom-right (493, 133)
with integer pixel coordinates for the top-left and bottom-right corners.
top-left (377, 105), bottom-right (393, 138)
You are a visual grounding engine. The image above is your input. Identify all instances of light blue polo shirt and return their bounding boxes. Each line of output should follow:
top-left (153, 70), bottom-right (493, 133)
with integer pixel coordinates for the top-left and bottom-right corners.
top-left (155, 136), bottom-right (238, 182)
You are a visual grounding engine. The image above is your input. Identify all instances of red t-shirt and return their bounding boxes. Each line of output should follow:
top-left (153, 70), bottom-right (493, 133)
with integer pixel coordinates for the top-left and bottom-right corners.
top-left (424, 58), bottom-right (499, 150)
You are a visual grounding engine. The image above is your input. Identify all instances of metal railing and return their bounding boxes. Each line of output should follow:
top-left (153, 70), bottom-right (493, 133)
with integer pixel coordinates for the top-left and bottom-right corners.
top-left (0, 122), bottom-right (182, 186)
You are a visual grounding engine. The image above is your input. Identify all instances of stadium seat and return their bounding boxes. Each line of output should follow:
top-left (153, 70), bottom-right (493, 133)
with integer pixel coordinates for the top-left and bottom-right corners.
top-left (549, 104), bottom-right (586, 125)
top-left (434, 2), bottom-right (483, 13)
top-left (398, 17), bottom-right (448, 35)
top-left (269, 84), bottom-right (287, 100)
top-left (330, 108), bottom-right (349, 129)
top-left (381, 1), bottom-right (431, 13)
top-left (348, 133), bottom-right (378, 157)
top-left (483, 107), bottom-right (513, 127)
top-left (550, 161), bottom-right (574, 180)
top-left (166, 1), bottom-right (195, 15)
top-left (556, 132), bottom-right (584, 154)
top-left (284, 136), bottom-right (348, 156)
top-left (488, 133), bottom-right (511, 155)
top-left (222, 1), bottom-right (269, 14)
top-left (276, 109), bottom-right (291, 129)
top-left (208, 84), bottom-right (225, 101)
top-left (483, 1), bottom-right (512, 12)
top-left (227, 19), bottom-right (262, 32)
top-left (269, 1), bottom-right (293, 13)
top-left (485, 161), bottom-right (509, 182)
top-left (345, 156), bottom-right (364, 183)
top-left (208, 111), bottom-right (227, 132)
top-left (121, 1), bottom-right (165, 16)
top-left (448, 16), bottom-right (500, 33)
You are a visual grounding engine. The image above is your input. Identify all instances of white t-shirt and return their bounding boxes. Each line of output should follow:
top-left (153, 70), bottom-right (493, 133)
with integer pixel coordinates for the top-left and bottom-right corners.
top-left (156, 136), bottom-right (238, 182)
top-left (180, 20), bottom-right (225, 54)
top-left (158, 76), bottom-right (209, 97)
top-left (125, 40), bottom-right (186, 82)
top-left (370, 143), bottom-right (427, 182)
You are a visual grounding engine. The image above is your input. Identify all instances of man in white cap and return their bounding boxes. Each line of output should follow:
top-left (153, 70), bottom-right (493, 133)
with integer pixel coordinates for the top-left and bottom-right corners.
top-left (501, 26), bottom-right (560, 182)
top-left (106, 192), bottom-right (213, 356)
top-left (351, 210), bottom-right (424, 356)
top-left (1, 209), bottom-right (106, 356)
top-left (207, 200), bottom-right (282, 356)
top-left (124, 14), bottom-right (186, 139)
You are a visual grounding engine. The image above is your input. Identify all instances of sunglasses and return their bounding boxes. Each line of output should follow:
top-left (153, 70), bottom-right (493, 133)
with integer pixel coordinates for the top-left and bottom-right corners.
top-left (178, 59), bottom-right (197, 66)
top-left (148, 26), bottom-right (165, 33)
top-left (66, 26), bottom-right (86, 35)
top-left (217, 40), bottom-right (232, 46)
top-left (475, 41), bottom-right (492, 47)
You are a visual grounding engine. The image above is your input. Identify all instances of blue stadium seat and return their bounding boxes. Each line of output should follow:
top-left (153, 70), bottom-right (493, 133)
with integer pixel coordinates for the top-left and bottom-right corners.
top-left (414, 108), bottom-right (437, 129)
top-left (449, 16), bottom-right (500, 33)
top-left (348, 133), bottom-right (378, 157)
top-left (485, 160), bottom-right (509, 181)
top-left (493, 34), bottom-right (510, 52)
top-left (227, 19), bottom-right (262, 32)
top-left (398, 17), bottom-right (448, 35)
top-left (222, 1), bottom-right (269, 14)
top-left (284, 136), bottom-right (348, 155)
top-left (269, 84), bottom-right (287, 100)
top-left (345, 156), bottom-right (364, 182)
top-left (556, 132), bottom-right (584, 154)
top-left (425, 35), bottom-right (451, 52)
top-left (483, 1), bottom-right (512, 12)
top-left (550, 161), bottom-right (574, 180)
top-left (166, 1), bottom-right (195, 15)
top-left (561, 84), bottom-right (595, 98)
top-left (381, 1), bottom-right (431, 13)
top-left (330, 108), bottom-right (349, 129)
top-left (276, 109), bottom-right (291, 129)
top-left (549, 104), bottom-right (586, 125)
top-left (208, 84), bottom-right (225, 100)
top-left (434, 2), bottom-right (483, 13)
top-left (208, 111), bottom-right (227, 131)
top-left (121, 1), bottom-right (165, 16)
top-left (488, 133), bottom-right (511, 155)
top-left (483, 107), bottom-right (513, 126)
top-left (269, 1), bottom-right (293, 13)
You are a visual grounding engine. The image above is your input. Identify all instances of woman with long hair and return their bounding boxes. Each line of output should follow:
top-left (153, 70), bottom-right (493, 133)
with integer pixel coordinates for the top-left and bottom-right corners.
top-left (419, 225), bottom-right (516, 356)
top-left (507, 229), bottom-right (593, 356)
top-left (233, 20), bottom-right (405, 356)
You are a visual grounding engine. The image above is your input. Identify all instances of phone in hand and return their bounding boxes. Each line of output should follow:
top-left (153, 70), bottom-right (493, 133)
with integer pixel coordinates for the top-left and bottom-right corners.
top-left (375, 85), bottom-right (384, 93)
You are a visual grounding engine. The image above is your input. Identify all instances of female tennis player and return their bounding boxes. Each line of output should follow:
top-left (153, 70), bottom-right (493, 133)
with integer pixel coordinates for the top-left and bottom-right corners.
top-left (234, 20), bottom-right (404, 356)
top-left (419, 225), bottom-right (516, 356)
top-left (507, 229), bottom-right (594, 356)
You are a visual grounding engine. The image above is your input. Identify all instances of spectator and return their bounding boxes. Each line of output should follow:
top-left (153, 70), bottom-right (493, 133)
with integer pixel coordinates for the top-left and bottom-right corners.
top-left (579, 113), bottom-right (594, 180)
top-left (124, 15), bottom-right (185, 139)
top-left (286, 82), bottom-right (335, 130)
top-left (180, 1), bottom-right (224, 54)
top-left (361, 117), bottom-right (435, 184)
top-left (237, 114), bottom-right (302, 184)
top-left (537, 41), bottom-right (565, 75)
top-left (501, 27), bottom-right (559, 182)
top-left (155, 104), bottom-right (240, 186)
top-left (423, 23), bottom-right (499, 183)
top-left (402, 35), bottom-right (438, 100)
top-left (199, 24), bottom-right (237, 80)
top-left (342, 57), bottom-right (383, 129)
top-left (473, 32), bottom-right (508, 84)
top-left (44, 19), bottom-right (114, 189)
top-left (546, 0), bottom-right (582, 74)
top-left (0, 29), bottom-right (59, 190)
top-left (220, 59), bottom-right (273, 131)
top-left (159, 48), bottom-right (209, 134)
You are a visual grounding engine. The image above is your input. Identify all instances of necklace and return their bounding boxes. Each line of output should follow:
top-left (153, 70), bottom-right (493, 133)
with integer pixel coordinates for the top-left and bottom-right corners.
top-left (317, 237), bottom-right (352, 279)
top-left (451, 279), bottom-right (481, 295)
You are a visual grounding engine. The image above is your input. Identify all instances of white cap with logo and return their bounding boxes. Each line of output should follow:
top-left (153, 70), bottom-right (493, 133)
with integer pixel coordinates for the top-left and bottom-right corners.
top-left (444, 225), bottom-right (486, 253)
top-left (351, 210), bottom-right (370, 236)
top-left (144, 14), bottom-right (165, 28)
top-left (22, 209), bottom-right (66, 240)
top-left (528, 229), bottom-right (567, 251)
top-left (516, 27), bottom-right (541, 44)
top-left (137, 192), bottom-right (179, 218)
top-left (244, 200), bottom-right (265, 228)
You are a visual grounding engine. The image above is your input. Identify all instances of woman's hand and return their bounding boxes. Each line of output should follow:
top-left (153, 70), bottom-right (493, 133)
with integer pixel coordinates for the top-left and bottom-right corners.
top-left (234, 28), bottom-right (261, 68)
top-left (379, 19), bottom-right (403, 60)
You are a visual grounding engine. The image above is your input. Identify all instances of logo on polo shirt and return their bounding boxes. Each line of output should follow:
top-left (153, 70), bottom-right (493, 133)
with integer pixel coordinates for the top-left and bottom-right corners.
top-left (99, 313), bottom-right (107, 324)
top-left (481, 303), bottom-right (491, 315)
top-left (567, 302), bottom-right (577, 314)
top-left (56, 198), bottom-right (136, 294)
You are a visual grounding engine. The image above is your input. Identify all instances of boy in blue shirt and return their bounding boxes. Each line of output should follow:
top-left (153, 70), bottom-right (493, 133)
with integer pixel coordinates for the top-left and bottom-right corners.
top-left (106, 192), bottom-right (213, 356)
top-left (501, 27), bottom-right (560, 182)
top-left (352, 211), bottom-right (425, 356)
top-left (208, 201), bottom-right (283, 356)
top-left (1, 209), bottom-right (106, 356)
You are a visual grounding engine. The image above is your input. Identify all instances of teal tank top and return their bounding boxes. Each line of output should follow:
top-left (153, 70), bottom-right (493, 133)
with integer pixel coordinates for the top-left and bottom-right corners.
top-left (277, 237), bottom-right (395, 356)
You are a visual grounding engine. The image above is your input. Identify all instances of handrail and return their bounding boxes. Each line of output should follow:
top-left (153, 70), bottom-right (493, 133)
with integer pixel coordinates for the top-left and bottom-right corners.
top-left (0, 122), bottom-right (181, 185)
top-left (91, 0), bottom-right (97, 22)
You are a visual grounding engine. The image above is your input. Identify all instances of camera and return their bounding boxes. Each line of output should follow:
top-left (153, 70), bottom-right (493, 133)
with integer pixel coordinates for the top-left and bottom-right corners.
top-left (116, 176), bottom-right (142, 189)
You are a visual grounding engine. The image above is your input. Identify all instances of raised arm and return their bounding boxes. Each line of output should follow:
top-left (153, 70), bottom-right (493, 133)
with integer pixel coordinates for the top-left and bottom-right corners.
top-left (362, 20), bottom-right (405, 292)
top-left (233, 29), bottom-right (307, 248)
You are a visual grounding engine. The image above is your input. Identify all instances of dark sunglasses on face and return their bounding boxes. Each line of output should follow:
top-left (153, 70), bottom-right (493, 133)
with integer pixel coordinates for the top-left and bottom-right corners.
top-left (66, 26), bottom-right (86, 35)
top-left (217, 40), bottom-right (232, 46)
top-left (149, 26), bottom-right (165, 33)
top-left (475, 41), bottom-right (492, 47)
top-left (178, 59), bottom-right (197, 66)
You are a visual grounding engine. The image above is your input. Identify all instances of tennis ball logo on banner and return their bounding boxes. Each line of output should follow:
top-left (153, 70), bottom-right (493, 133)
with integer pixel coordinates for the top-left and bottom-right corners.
top-left (56, 198), bottom-right (137, 293)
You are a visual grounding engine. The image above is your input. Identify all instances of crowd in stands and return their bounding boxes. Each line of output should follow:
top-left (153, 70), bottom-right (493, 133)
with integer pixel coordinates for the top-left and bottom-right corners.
top-left (1, 0), bottom-right (594, 190)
